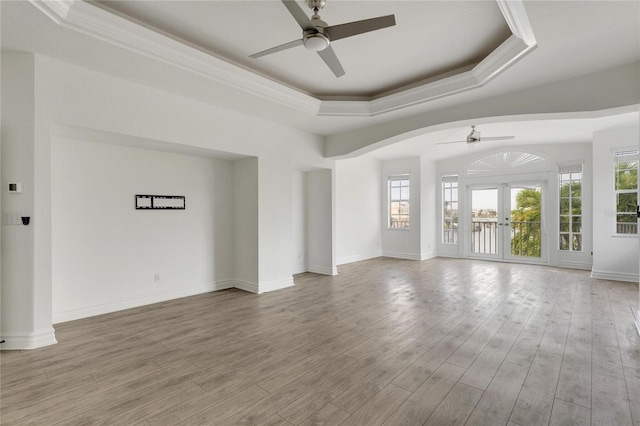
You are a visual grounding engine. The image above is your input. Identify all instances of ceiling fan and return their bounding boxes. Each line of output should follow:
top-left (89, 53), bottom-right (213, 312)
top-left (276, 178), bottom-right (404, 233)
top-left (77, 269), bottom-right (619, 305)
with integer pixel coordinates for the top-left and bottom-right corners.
top-left (249, 0), bottom-right (396, 77)
top-left (436, 126), bottom-right (515, 145)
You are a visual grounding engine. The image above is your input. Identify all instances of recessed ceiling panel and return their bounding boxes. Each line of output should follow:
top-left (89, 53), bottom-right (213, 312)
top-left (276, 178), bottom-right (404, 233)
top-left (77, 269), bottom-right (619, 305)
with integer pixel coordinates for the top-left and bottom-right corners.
top-left (94, 0), bottom-right (511, 98)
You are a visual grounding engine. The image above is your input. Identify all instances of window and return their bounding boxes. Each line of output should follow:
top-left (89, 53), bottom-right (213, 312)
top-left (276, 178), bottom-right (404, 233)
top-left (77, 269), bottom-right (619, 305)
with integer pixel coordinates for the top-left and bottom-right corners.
top-left (389, 175), bottom-right (409, 229)
top-left (614, 149), bottom-right (638, 235)
top-left (559, 164), bottom-right (582, 251)
top-left (442, 175), bottom-right (458, 243)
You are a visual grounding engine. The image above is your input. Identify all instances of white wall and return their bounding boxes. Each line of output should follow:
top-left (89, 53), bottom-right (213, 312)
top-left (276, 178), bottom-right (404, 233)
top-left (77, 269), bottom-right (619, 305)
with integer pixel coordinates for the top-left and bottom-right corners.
top-left (306, 169), bottom-right (335, 275)
top-left (592, 125), bottom-right (640, 282)
top-left (233, 157), bottom-right (259, 290)
top-left (381, 157), bottom-right (422, 260)
top-left (420, 157), bottom-right (437, 260)
top-left (292, 170), bottom-right (307, 274)
top-left (335, 157), bottom-right (382, 265)
top-left (51, 138), bottom-right (236, 322)
top-left (0, 53), bottom-right (333, 348)
top-left (1, 53), bottom-right (56, 348)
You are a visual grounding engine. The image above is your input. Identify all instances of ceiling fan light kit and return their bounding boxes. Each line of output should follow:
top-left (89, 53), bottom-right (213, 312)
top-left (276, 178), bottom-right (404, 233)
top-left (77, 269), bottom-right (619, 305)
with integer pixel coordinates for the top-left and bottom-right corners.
top-left (303, 31), bottom-right (330, 51)
top-left (249, 0), bottom-right (396, 77)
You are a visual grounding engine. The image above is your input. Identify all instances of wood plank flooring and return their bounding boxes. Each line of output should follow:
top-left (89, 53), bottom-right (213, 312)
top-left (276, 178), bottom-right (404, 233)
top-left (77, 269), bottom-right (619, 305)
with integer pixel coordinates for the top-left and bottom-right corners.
top-left (1, 257), bottom-right (639, 425)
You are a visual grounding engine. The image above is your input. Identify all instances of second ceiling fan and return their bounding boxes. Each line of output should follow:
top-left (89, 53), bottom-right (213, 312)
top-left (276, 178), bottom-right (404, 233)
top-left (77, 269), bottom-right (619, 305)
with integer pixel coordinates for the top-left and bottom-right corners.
top-left (250, 0), bottom-right (396, 77)
top-left (437, 126), bottom-right (515, 145)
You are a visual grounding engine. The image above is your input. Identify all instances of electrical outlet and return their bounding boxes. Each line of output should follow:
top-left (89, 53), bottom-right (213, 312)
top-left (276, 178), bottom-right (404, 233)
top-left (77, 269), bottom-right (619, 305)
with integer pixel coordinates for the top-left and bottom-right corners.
top-left (154, 273), bottom-right (160, 282)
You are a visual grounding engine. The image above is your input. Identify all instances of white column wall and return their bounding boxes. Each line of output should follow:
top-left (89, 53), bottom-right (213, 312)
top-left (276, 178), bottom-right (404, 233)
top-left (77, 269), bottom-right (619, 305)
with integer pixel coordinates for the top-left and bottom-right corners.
top-left (420, 157), bottom-right (437, 260)
top-left (592, 125), bottom-right (640, 282)
top-left (306, 169), bottom-right (335, 275)
top-left (335, 157), bottom-right (382, 265)
top-left (1, 53), bottom-right (57, 349)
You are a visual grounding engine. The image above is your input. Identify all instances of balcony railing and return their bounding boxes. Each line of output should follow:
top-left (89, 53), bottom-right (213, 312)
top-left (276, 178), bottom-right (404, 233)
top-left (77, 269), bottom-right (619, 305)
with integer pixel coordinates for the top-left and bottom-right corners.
top-left (510, 221), bottom-right (541, 257)
top-left (471, 220), bottom-right (497, 254)
top-left (471, 219), bottom-right (541, 257)
top-left (443, 229), bottom-right (458, 244)
top-left (617, 222), bottom-right (638, 234)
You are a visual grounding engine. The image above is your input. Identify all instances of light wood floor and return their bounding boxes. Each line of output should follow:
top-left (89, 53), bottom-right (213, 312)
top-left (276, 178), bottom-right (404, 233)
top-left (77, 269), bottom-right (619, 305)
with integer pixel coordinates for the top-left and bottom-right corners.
top-left (2, 257), bottom-right (639, 425)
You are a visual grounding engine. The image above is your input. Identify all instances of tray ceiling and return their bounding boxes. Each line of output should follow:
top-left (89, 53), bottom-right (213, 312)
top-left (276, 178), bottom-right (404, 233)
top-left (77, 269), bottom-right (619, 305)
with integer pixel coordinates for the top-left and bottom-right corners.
top-left (94, 1), bottom-right (512, 99)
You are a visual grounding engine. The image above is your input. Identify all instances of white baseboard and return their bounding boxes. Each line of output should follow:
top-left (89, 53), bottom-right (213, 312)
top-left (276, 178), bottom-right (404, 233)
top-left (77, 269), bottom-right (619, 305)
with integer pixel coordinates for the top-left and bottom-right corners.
top-left (307, 265), bottom-right (338, 276)
top-left (292, 264), bottom-right (307, 275)
top-left (53, 280), bottom-right (235, 324)
top-left (236, 277), bottom-right (294, 294)
top-left (382, 251), bottom-right (422, 261)
top-left (0, 327), bottom-right (58, 350)
top-left (337, 251), bottom-right (381, 266)
top-left (258, 277), bottom-right (295, 293)
top-left (234, 280), bottom-right (260, 294)
top-left (421, 252), bottom-right (437, 261)
top-left (591, 269), bottom-right (639, 283)
top-left (556, 260), bottom-right (592, 270)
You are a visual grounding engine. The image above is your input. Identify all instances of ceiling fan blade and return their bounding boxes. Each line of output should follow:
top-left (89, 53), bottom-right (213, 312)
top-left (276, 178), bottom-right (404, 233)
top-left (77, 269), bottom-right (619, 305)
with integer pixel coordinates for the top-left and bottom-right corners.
top-left (480, 136), bottom-right (515, 142)
top-left (317, 46), bottom-right (345, 77)
top-left (250, 39), bottom-right (304, 59)
top-left (325, 15), bottom-right (396, 42)
top-left (436, 140), bottom-right (467, 145)
top-left (281, 0), bottom-right (315, 31)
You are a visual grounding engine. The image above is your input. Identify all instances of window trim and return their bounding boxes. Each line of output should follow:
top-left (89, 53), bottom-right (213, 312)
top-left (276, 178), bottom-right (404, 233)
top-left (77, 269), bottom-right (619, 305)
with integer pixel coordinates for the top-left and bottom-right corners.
top-left (558, 164), bottom-right (583, 252)
top-left (613, 149), bottom-right (638, 236)
top-left (388, 174), bottom-right (410, 230)
top-left (442, 175), bottom-right (458, 244)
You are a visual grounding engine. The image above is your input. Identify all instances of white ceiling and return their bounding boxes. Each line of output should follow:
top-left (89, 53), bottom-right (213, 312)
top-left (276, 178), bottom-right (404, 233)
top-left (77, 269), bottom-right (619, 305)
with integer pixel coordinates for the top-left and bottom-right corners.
top-left (93, 0), bottom-right (511, 98)
top-left (1, 0), bottom-right (639, 160)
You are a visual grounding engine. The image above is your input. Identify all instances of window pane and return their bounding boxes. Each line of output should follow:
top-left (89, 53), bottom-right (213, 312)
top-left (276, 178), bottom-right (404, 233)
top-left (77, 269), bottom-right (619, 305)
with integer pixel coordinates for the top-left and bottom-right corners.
top-left (571, 182), bottom-right (581, 197)
top-left (616, 167), bottom-right (638, 190)
top-left (400, 201), bottom-right (409, 214)
top-left (559, 183), bottom-right (570, 198)
top-left (452, 188), bottom-right (458, 202)
top-left (390, 180), bottom-right (401, 187)
top-left (400, 187), bottom-right (409, 200)
top-left (572, 234), bottom-right (582, 251)
top-left (560, 215), bottom-right (570, 224)
top-left (617, 214), bottom-right (637, 223)
top-left (391, 187), bottom-right (400, 200)
top-left (560, 198), bottom-right (570, 215)
top-left (572, 198), bottom-right (582, 215)
top-left (559, 234), bottom-right (570, 250)
top-left (560, 223), bottom-right (570, 232)
top-left (616, 217), bottom-right (637, 234)
top-left (617, 192), bottom-right (637, 213)
top-left (390, 201), bottom-right (400, 214)
top-left (572, 222), bottom-right (581, 233)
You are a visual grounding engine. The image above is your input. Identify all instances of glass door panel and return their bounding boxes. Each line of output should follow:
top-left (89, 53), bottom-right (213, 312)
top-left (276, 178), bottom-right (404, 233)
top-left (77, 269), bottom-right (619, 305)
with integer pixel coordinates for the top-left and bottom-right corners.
top-left (468, 183), bottom-right (545, 262)
top-left (506, 184), bottom-right (543, 260)
top-left (470, 188), bottom-right (500, 257)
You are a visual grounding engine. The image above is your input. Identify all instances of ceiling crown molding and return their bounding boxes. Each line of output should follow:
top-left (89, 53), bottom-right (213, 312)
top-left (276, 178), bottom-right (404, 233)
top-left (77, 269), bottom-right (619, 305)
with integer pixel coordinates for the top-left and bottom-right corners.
top-left (30, 0), bottom-right (536, 118)
top-left (29, 0), bottom-right (321, 114)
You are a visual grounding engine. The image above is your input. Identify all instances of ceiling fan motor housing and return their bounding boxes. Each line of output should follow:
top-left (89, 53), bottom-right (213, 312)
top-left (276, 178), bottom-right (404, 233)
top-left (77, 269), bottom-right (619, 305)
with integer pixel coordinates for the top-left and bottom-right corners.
top-left (303, 17), bottom-right (330, 51)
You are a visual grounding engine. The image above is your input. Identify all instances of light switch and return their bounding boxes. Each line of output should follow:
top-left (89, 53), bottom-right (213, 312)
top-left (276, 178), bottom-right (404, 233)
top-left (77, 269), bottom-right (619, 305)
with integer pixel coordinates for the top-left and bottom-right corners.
top-left (3, 212), bottom-right (22, 225)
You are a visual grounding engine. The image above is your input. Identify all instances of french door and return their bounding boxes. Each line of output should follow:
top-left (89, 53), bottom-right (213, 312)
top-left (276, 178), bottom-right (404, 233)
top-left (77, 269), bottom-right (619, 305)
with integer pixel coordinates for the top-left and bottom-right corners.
top-left (468, 183), bottom-right (544, 262)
